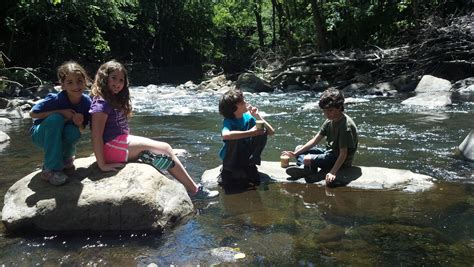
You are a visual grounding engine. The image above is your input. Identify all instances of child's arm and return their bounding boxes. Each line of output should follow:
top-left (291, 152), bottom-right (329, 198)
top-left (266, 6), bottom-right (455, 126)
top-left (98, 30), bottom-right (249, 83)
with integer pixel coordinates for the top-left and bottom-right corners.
top-left (248, 104), bottom-right (275, 135)
top-left (30, 109), bottom-right (76, 121)
top-left (326, 148), bottom-right (348, 183)
top-left (91, 112), bottom-right (124, 172)
top-left (222, 127), bottom-right (265, 141)
top-left (72, 113), bottom-right (85, 130)
top-left (261, 118), bottom-right (275, 136)
top-left (282, 133), bottom-right (323, 158)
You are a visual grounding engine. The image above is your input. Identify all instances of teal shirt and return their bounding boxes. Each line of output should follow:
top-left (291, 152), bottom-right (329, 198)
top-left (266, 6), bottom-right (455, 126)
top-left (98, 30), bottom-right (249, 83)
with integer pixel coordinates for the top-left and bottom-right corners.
top-left (219, 112), bottom-right (256, 160)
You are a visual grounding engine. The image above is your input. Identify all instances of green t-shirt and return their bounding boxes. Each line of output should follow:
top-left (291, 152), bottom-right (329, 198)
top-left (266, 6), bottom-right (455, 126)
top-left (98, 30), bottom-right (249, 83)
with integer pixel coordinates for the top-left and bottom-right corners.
top-left (319, 113), bottom-right (358, 166)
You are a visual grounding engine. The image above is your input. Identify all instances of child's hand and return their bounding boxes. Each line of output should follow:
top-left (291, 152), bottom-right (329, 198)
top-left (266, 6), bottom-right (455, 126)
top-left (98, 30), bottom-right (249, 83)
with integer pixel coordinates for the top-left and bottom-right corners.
top-left (325, 172), bottom-right (336, 184)
top-left (60, 109), bottom-right (76, 120)
top-left (247, 104), bottom-right (261, 119)
top-left (72, 113), bottom-right (84, 126)
top-left (99, 162), bottom-right (125, 172)
top-left (281, 151), bottom-right (296, 158)
top-left (250, 126), bottom-right (265, 136)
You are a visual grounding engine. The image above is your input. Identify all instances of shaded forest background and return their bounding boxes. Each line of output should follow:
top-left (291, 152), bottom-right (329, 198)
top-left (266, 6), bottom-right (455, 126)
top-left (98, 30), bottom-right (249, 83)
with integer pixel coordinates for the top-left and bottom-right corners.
top-left (0, 0), bottom-right (472, 87)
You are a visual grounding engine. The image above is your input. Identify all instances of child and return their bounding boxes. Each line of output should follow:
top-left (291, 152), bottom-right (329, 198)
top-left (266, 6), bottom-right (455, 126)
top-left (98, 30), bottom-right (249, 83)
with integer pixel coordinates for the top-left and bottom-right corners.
top-left (282, 88), bottom-right (358, 185)
top-left (218, 89), bottom-right (275, 189)
top-left (30, 61), bottom-right (92, 186)
top-left (89, 60), bottom-right (218, 199)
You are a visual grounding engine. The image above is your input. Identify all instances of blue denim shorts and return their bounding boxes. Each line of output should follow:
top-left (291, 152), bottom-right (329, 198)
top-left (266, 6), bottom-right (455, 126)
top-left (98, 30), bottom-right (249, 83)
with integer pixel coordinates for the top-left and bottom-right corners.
top-left (296, 147), bottom-right (337, 171)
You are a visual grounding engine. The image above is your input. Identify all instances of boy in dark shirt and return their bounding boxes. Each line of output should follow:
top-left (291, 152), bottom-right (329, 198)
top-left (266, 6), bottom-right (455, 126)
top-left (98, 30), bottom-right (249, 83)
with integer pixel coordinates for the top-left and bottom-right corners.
top-left (282, 88), bottom-right (358, 185)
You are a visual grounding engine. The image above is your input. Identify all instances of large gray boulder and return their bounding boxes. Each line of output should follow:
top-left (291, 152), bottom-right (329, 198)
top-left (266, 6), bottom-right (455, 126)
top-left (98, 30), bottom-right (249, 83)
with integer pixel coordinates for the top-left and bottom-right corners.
top-left (236, 73), bottom-right (273, 92)
top-left (455, 130), bottom-right (474, 162)
top-left (2, 157), bottom-right (195, 232)
top-left (401, 75), bottom-right (452, 107)
top-left (202, 161), bottom-right (435, 192)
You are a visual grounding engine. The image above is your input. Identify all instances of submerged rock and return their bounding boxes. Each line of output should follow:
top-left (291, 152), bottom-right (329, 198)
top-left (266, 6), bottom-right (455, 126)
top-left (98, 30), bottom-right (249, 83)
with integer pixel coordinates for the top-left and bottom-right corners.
top-left (1, 157), bottom-right (194, 232)
top-left (201, 161), bottom-right (435, 192)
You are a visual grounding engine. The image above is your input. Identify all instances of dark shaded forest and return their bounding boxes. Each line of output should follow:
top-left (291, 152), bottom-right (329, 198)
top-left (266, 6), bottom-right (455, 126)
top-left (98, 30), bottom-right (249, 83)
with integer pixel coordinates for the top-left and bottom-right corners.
top-left (0, 0), bottom-right (472, 89)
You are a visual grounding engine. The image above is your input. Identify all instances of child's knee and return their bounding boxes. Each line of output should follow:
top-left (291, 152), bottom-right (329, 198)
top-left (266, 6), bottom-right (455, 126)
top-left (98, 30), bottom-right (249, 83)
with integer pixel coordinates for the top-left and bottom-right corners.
top-left (159, 142), bottom-right (174, 156)
top-left (303, 155), bottom-right (312, 166)
top-left (43, 113), bottom-right (65, 126)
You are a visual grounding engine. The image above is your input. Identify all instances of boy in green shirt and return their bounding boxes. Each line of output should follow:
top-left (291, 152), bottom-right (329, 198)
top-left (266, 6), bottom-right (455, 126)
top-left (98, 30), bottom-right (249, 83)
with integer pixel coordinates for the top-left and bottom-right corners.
top-left (282, 88), bottom-right (358, 185)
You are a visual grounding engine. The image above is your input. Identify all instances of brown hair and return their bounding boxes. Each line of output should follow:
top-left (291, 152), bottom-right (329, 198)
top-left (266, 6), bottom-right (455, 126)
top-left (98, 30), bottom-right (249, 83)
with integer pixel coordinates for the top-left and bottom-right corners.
top-left (319, 88), bottom-right (345, 111)
top-left (219, 89), bottom-right (244, 119)
top-left (91, 60), bottom-right (132, 118)
top-left (57, 61), bottom-right (90, 85)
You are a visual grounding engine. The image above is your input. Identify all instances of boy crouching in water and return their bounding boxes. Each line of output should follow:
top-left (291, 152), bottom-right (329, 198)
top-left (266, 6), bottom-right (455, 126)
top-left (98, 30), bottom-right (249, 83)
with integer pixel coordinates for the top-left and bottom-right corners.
top-left (282, 88), bottom-right (358, 186)
top-left (218, 89), bottom-right (275, 189)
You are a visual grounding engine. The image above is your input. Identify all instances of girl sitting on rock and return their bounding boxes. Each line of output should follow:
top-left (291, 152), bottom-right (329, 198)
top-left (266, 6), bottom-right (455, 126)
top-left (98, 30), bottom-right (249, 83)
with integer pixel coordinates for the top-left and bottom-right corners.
top-left (89, 60), bottom-right (218, 199)
top-left (30, 61), bottom-right (92, 186)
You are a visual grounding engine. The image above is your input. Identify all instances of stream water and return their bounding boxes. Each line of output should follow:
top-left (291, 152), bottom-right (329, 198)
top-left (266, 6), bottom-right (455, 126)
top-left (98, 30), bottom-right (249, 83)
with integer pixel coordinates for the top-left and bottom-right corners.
top-left (0, 85), bottom-right (473, 265)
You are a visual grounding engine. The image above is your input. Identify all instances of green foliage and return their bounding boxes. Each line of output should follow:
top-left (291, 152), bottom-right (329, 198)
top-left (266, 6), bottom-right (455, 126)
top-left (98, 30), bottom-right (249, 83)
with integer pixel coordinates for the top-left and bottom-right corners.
top-left (0, 0), bottom-right (470, 81)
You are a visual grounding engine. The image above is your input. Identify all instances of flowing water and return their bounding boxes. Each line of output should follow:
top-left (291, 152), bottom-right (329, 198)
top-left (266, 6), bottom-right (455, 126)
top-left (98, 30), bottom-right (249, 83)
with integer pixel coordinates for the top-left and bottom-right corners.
top-left (0, 85), bottom-right (473, 265)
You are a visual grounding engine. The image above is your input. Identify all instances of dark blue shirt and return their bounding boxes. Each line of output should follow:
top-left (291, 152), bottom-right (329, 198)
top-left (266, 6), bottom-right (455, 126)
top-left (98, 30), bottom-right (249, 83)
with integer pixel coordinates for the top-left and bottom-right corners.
top-left (30, 90), bottom-right (92, 128)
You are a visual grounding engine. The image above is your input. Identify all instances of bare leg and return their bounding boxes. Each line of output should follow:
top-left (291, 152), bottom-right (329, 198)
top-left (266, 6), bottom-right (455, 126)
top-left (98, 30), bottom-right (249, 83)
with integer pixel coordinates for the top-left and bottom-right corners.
top-left (128, 135), bottom-right (198, 194)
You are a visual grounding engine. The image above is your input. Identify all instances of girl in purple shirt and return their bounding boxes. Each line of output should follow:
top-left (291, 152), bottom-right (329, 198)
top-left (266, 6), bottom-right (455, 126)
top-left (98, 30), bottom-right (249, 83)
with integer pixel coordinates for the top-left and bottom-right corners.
top-left (89, 60), bottom-right (217, 199)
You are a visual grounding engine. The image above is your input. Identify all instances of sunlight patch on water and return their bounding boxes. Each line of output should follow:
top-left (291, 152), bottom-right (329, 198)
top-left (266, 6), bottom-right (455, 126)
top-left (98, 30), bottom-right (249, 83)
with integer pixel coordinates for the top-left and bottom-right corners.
top-left (132, 84), bottom-right (220, 115)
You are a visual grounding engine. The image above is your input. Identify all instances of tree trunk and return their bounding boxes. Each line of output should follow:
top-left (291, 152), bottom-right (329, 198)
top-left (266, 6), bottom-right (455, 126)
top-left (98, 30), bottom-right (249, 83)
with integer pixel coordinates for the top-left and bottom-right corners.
top-left (412, 0), bottom-right (420, 27)
top-left (253, 0), bottom-right (265, 47)
top-left (271, 0), bottom-right (276, 47)
top-left (310, 0), bottom-right (328, 52)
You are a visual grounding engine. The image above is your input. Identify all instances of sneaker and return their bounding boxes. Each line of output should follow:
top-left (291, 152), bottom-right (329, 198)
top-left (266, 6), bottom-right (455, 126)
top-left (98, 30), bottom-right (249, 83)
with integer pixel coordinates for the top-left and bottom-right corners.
top-left (138, 150), bottom-right (175, 170)
top-left (192, 185), bottom-right (219, 200)
top-left (42, 170), bottom-right (68, 186)
top-left (286, 165), bottom-right (313, 180)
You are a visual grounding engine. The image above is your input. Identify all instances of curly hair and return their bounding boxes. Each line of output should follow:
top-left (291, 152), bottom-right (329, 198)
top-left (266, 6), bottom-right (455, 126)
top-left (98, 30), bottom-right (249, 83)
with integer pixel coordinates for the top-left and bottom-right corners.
top-left (219, 89), bottom-right (244, 119)
top-left (319, 88), bottom-right (345, 111)
top-left (57, 61), bottom-right (90, 85)
top-left (91, 60), bottom-right (132, 118)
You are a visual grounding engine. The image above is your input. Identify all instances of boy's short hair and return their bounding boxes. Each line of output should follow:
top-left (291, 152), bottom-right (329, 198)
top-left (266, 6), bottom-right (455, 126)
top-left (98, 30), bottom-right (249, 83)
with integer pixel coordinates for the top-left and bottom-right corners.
top-left (319, 88), bottom-right (345, 111)
top-left (219, 89), bottom-right (244, 119)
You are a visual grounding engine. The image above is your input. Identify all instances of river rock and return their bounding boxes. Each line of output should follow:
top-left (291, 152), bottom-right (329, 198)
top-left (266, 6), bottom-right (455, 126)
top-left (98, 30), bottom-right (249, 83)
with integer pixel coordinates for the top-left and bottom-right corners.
top-left (201, 161), bottom-right (435, 192)
top-left (0, 130), bottom-right (10, 152)
top-left (34, 83), bottom-right (57, 99)
top-left (236, 73), bottom-right (273, 92)
top-left (391, 75), bottom-right (419, 92)
top-left (401, 75), bottom-right (452, 107)
top-left (0, 130), bottom-right (9, 143)
top-left (451, 77), bottom-right (474, 102)
top-left (1, 157), bottom-right (195, 232)
top-left (0, 118), bottom-right (12, 126)
top-left (455, 130), bottom-right (474, 162)
top-left (0, 98), bottom-right (9, 109)
top-left (342, 82), bottom-right (368, 96)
